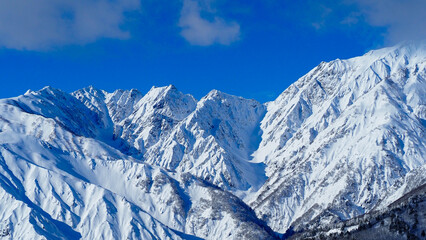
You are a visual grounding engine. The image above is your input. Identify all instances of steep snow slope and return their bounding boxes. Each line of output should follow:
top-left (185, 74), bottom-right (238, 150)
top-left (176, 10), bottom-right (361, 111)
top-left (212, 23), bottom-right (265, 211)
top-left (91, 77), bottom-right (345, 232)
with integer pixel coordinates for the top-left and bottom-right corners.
top-left (0, 86), bottom-right (274, 239)
top-left (104, 85), bottom-right (197, 154)
top-left (72, 85), bottom-right (197, 156)
top-left (249, 42), bottom-right (426, 233)
top-left (74, 86), bottom-right (266, 192)
top-left (0, 94), bottom-right (181, 239)
top-left (144, 90), bottom-right (267, 192)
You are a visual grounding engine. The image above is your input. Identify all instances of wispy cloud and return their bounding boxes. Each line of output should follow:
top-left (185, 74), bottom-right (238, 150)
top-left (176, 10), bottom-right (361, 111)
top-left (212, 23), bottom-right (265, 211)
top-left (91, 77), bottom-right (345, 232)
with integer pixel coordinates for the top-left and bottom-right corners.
top-left (178, 0), bottom-right (240, 46)
top-left (0, 0), bottom-right (140, 50)
top-left (292, 0), bottom-right (426, 44)
top-left (309, 4), bottom-right (333, 30)
top-left (351, 0), bottom-right (426, 44)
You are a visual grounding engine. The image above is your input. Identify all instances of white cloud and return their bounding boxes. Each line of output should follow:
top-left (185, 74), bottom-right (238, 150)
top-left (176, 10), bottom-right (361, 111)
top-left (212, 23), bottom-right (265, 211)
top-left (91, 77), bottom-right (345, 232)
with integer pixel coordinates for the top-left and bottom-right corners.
top-left (178, 0), bottom-right (240, 46)
top-left (352, 0), bottom-right (426, 44)
top-left (0, 0), bottom-right (140, 50)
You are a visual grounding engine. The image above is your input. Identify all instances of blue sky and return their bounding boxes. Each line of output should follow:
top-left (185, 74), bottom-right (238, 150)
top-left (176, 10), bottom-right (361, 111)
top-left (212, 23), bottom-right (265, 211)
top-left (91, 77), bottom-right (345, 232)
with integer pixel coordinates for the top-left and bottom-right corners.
top-left (0, 0), bottom-right (424, 102)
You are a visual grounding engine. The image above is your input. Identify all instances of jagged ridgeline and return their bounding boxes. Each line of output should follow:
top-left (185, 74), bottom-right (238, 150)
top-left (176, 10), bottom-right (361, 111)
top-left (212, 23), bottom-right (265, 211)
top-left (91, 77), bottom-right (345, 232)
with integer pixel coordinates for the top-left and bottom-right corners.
top-left (0, 42), bottom-right (425, 239)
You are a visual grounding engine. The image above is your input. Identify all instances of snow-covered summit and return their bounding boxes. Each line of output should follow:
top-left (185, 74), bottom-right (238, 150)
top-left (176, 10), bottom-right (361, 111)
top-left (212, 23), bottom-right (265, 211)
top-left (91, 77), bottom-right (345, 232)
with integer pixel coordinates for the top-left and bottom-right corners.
top-left (250, 41), bottom-right (426, 232)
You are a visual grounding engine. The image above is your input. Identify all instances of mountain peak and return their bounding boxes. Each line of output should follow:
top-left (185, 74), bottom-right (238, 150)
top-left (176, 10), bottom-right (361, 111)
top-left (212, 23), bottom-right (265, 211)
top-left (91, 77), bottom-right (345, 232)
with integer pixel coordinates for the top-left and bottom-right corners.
top-left (203, 89), bottom-right (244, 102)
top-left (141, 85), bottom-right (195, 112)
top-left (74, 85), bottom-right (106, 97)
top-left (36, 85), bottom-right (65, 96)
top-left (205, 89), bottom-right (223, 98)
top-left (144, 85), bottom-right (187, 103)
top-left (351, 40), bottom-right (426, 66)
top-left (168, 84), bottom-right (177, 90)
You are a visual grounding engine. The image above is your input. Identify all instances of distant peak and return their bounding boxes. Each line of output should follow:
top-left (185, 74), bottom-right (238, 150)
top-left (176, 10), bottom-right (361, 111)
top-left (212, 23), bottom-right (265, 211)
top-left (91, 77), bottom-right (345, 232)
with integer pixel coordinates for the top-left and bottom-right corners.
top-left (41, 85), bottom-right (54, 91)
top-left (105, 88), bottom-right (143, 104)
top-left (72, 86), bottom-right (107, 100)
top-left (163, 84), bottom-right (179, 94)
top-left (146, 85), bottom-right (181, 99)
top-left (204, 89), bottom-right (243, 101)
top-left (150, 84), bottom-right (178, 91)
top-left (206, 89), bottom-right (224, 98)
top-left (168, 84), bottom-right (177, 90)
top-left (30, 86), bottom-right (71, 100)
top-left (201, 89), bottom-right (260, 105)
top-left (38, 86), bottom-right (64, 95)
top-left (80, 85), bottom-right (102, 93)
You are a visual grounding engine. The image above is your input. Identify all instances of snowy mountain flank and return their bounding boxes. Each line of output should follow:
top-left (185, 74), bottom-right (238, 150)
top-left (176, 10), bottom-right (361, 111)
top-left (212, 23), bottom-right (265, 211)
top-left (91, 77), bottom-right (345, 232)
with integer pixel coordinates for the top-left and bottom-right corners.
top-left (0, 42), bottom-right (425, 239)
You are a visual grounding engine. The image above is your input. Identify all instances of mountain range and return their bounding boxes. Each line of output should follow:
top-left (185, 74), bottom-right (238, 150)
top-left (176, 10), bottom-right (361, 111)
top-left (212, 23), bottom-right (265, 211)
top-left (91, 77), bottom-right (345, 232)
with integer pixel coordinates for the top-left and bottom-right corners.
top-left (0, 42), bottom-right (425, 239)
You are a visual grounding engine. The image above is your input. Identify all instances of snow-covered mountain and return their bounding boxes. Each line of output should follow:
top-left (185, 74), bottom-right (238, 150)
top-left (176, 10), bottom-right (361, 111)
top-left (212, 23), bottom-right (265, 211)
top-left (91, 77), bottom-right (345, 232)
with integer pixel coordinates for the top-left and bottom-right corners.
top-left (0, 42), bottom-right (425, 239)
top-left (249, 42), bottom-right (426, 234)
top-left (0, 86), bottom-right (274, 240)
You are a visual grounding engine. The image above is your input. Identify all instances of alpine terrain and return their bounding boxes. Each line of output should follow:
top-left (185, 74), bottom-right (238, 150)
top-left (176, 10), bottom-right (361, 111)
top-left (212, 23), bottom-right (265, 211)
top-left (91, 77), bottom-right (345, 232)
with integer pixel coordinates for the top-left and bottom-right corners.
top-left (0, 42), bottom-right (425, 239)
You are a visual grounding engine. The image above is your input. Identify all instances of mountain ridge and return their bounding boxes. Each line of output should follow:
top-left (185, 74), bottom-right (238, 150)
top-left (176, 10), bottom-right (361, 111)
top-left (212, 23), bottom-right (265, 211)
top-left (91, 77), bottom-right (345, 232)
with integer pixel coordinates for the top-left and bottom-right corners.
top-left (0, 42), bottom-right (425, 239)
